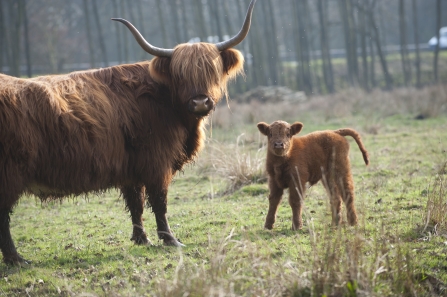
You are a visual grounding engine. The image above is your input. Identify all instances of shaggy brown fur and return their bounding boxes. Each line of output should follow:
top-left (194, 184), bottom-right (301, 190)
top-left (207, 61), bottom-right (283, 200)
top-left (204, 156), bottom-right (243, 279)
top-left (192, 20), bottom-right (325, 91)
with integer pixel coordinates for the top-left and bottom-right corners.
top-left (257, 120), bottom-right (369, 230)
top-left (0, 42), bottom-right (244, 264)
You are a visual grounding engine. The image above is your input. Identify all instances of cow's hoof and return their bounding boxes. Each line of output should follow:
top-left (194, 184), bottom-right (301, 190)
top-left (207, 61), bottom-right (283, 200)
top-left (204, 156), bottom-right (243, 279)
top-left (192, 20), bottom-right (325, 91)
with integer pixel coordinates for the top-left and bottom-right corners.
top-left (4, 255), bottom-right (31, 266)
top-left (131, 233), bottom-right (151, 245)
top-left (164, 238), bottom-right (185, 247)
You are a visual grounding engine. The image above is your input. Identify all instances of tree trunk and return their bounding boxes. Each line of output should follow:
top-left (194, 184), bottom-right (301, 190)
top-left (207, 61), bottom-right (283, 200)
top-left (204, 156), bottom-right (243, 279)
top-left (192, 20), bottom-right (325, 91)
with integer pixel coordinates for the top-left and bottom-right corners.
top-left (399, 0), bottom-right (411, 86)
top-left (120, 0), bottom-right (129, 62)
top-left (317, 0), bottom-right (335, 93)
top-left (22, 0), bottom-right (31, 77)
top-left (112, 0), bottom-right (122, 64)
top-left (358, 2), bottom-right (369, 91)
top-left (261, 0), bottom-right (279, 85)
top-left (156, 1), bottom-right (169, 48)
top-left (292, 0), bottom-right (312, 94)
top-left (209, 0), bottom-right (223, 42)
top-left (368, 1), bottom-right (393, 90)
top-left (92, 0), bottom-right (108, 67)
top-left (168, 2), bottom-right (182, 44)
top-left (369, 25), bottom-right (376, 89)
top-left (7, 0), bottom-right (22, 77)
top-left (83, 0), bottom-right (95, 68)
top-left (0, 0), bottom-right (4, 73)
top-left (338, 0), bottom-right (358, 87)
top-left (433, 0), bottom-right (441, 83)
top-left (137, 0), bottom-right (147, 60)
top-left (194, 0), bottom-right (208, 42)
top-left (411, 0), bottom-right (421, 88)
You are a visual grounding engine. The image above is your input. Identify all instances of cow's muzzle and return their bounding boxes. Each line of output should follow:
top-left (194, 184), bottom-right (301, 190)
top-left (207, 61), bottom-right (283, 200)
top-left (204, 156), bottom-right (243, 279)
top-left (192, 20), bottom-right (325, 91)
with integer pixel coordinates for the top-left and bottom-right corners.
top-left (188, 95), bottom-right (215, 116)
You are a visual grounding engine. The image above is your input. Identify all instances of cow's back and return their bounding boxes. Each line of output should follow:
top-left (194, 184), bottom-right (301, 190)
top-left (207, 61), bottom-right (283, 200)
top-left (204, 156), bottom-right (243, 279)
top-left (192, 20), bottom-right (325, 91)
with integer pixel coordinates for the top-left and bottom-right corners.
top-left (0, 72), bottom-right (136, 197)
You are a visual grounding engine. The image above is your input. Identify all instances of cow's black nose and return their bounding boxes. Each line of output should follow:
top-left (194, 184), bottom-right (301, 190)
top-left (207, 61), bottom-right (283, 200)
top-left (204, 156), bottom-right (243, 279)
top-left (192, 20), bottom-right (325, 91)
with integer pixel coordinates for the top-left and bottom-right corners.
top-left (188, 96), bottom-right (215, 116)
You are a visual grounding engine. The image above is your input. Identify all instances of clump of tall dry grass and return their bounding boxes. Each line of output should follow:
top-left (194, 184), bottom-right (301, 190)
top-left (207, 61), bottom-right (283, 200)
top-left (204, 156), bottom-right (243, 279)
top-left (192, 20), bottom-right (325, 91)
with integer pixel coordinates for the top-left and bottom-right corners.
top-left (152, 225), bottom-right (427, 296)
top-left (153, 229), bottom-right (304, 297)
top-left (203, 134), bottom-right (267, 193)
top-left (422, 173), bottom-right (447, 235)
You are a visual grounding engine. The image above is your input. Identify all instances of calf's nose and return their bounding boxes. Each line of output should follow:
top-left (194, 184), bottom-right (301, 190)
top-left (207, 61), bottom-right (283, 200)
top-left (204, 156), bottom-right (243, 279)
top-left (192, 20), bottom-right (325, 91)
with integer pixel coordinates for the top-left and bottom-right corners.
top-left (274, 142), bottom-right (284, 149)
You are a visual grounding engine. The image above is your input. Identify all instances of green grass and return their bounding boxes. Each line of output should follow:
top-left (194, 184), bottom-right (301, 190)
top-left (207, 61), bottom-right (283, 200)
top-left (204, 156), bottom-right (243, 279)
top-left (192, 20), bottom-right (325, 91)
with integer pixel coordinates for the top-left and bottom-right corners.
top-left (1, 87), bottom-right (447, 296)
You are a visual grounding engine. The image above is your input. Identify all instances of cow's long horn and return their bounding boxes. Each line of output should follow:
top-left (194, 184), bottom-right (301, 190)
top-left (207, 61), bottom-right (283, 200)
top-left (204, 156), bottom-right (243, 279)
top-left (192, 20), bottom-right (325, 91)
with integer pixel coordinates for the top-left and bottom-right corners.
top-left (111, 18), bottom-right (174, 57)
top-left (215, 0), bottom-right (257, 51)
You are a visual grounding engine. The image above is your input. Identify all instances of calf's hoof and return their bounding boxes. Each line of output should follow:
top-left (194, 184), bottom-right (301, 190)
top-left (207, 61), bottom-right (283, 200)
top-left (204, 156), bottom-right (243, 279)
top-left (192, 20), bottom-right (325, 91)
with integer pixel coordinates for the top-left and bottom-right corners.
top-left (264, 222), bottom-right (274, 230)
top-left (291, 224), bottom-right (302, 231)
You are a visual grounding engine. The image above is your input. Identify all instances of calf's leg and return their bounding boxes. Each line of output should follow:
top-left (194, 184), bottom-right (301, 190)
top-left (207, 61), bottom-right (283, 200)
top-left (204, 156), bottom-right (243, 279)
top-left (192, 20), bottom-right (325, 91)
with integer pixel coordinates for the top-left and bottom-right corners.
top-left (323, 172), bottom-right (342, 226)
top-left (121, 185), bottom-right (150, 245)
top-left (264, 180), bottom-right (284, 230)
top-left (288, 185), bottom-right (304, 230)
top-left (339, 170), bottom-right (358, 226)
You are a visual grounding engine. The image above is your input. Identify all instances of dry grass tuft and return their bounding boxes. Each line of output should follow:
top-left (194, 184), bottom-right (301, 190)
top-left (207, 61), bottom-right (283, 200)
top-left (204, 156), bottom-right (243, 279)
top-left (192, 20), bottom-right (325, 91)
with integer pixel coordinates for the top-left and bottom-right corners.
top-left (153, 230), bottom-right (303, 297)
top-left (203, 134), bottom-right (267, 193)
top-left (422, 173), bottom-right (447, 235)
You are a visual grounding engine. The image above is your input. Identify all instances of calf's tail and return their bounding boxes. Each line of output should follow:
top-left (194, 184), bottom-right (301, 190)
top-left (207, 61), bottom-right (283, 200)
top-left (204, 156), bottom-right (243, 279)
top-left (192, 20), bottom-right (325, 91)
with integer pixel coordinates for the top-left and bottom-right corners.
top-left (335, 128), bottom-right (369, 165)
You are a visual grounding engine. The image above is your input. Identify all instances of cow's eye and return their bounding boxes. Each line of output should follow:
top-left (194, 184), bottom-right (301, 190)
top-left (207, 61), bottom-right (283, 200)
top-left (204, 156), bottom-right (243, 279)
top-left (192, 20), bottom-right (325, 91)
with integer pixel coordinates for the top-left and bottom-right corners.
top-left (287, 133), bottom-right (290, 137)
top-left (269, 132), bottom-right (272, 137)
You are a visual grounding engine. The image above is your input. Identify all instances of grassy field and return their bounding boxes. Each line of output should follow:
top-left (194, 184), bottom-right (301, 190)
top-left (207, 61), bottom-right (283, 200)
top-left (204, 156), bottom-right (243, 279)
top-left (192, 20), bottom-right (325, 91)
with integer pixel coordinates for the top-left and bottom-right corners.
top-left (1, 85), bottom-right (447, 296)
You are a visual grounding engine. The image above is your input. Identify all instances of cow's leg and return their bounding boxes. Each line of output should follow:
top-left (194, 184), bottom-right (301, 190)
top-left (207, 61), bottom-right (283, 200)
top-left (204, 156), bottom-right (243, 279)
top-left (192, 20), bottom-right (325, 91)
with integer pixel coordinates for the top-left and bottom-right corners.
top-left (121, 185), bottom-right (150, 245)
top-left (146, 186), bottom-right (184, 247)
top-left (264, 179), bottom-right (284, 230)
top-left (0, 208), bottom-right (28, 265)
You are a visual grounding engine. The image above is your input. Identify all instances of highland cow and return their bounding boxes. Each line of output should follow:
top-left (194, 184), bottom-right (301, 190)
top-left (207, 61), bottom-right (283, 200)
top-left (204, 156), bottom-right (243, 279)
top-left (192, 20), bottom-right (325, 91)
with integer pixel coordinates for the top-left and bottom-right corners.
top-left (0, 0), bottom-right (257, 265)
top-left (257, 120), bottom-right (369, 230)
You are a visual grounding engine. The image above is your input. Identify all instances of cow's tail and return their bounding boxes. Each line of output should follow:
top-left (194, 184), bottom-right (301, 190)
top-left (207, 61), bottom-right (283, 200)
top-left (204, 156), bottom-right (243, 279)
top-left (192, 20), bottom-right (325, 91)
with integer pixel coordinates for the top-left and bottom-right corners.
top-left (335, 128), bottom-right (369, 166)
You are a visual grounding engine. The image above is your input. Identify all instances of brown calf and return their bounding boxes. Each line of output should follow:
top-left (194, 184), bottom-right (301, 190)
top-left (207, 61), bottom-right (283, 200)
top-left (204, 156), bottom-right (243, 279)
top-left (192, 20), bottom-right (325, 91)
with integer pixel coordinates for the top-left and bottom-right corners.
top-left (257, 120), bottom-right (369, 230)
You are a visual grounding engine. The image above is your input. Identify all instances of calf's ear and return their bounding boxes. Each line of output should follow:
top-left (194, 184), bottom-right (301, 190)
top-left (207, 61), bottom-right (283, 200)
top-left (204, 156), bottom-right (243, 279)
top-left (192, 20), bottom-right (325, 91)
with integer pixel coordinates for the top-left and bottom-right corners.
top-left (291, 122), bottom-right (303, 135)
top-left (257, 122), bottom-right (270, 136)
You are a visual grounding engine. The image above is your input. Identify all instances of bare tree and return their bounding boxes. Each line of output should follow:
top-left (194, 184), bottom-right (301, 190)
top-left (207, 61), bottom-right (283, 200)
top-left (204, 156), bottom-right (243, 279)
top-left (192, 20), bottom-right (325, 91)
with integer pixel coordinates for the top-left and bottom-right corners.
top-left (112, 0), bottom-right (123, 64)
top-left (433, 0), bottom-right (441, 83)
top-left (338, 0), bottom-right (358, 86)
top-left (92, 0), bottom-right (108, 67)
top-left (209, 0), bottom-right (223, 42)
top-left (399, 0), bottom-right (411, 86)
top-left (156, 1), bottom-right (169, 48)
top-left (83, 0), bottom-right (95, 68)
top-left (292, 0), bottom-right (313, 94)
top-left (120, 0), bottom-right (129, 62)
top-left (22, 0), bottom-right (31, 77)
top-left (367, 0), bottom-right (393, 90)
top-left (194, 0), bottom-right (208, 42)
top-left (260, 0), bottom-right (280, 85)
top-left (317, 0), bottom-right (334, 93)
top-left (0, 1), bottom-right (6, 73)
top-left (7, 0), bottom-right (23, 77)
top-left (411, 0), bottom-right (421, 88)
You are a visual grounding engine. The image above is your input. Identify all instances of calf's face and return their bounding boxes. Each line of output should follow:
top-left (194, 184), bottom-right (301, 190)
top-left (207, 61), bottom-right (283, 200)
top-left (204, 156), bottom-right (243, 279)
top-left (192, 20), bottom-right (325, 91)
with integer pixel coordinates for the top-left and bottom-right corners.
top-left (257, 121), bottom-right (303, 157)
